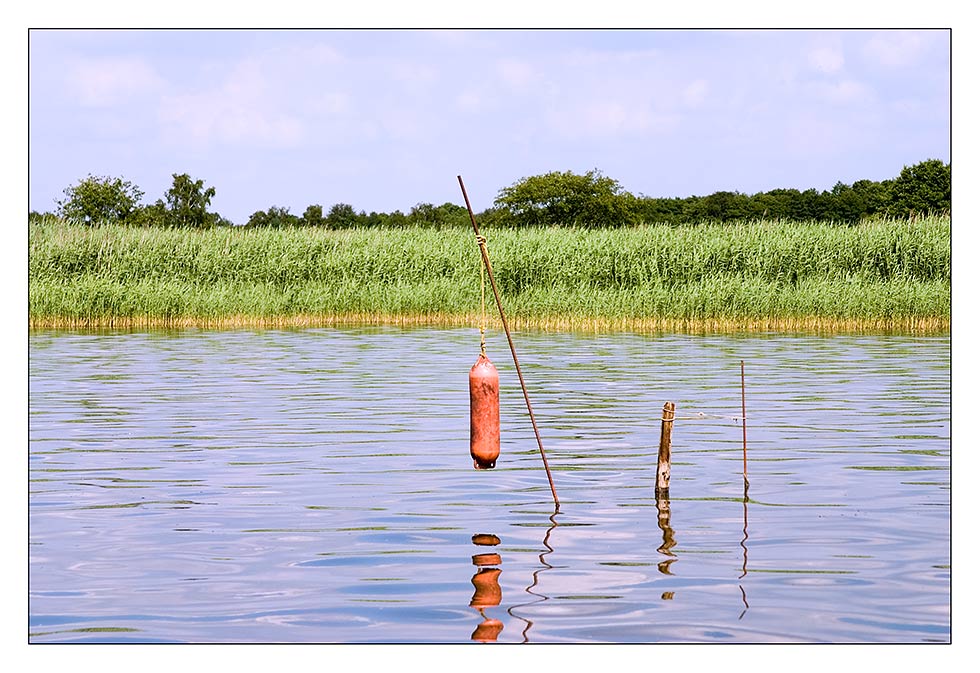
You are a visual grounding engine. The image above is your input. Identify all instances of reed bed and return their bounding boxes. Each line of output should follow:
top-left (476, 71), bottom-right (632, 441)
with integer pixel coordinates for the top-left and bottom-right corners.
top-left (29, 216), bottom-right (950, 333)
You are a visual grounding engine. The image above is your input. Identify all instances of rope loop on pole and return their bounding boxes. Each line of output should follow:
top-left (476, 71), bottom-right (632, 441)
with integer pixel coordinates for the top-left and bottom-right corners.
top-left (478, 236), bottom-right (487, 354)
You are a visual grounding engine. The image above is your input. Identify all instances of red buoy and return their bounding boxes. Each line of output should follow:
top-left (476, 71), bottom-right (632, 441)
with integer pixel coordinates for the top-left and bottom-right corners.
top-left (469, 352), bottom-right (500, 470)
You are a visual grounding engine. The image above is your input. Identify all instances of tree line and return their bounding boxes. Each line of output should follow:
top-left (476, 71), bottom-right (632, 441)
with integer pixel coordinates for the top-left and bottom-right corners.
top-left (33, 159), bottom-right (950, 230)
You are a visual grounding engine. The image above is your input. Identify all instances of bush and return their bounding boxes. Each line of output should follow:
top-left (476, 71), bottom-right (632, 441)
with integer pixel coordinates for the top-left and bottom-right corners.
top-left (493, 169), bottom-right (639, 227)
top-left (56, 174), bottom-right (144, 225)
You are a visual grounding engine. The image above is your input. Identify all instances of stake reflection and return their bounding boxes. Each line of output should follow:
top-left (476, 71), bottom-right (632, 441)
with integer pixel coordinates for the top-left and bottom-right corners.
top-left (656, 493), bottom-right (677, 576)
top-left (739, 479), bottom-right (750, 619)
top-left (469, 533), bottom-right (504, 642)
top-left (507, 511), bottom-right (559, 643)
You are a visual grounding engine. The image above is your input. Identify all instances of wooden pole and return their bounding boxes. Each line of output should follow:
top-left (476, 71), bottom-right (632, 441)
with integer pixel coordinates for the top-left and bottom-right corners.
top-left (458, 175), bottom-right (560, 512)
top-left (656, 401), bottom-right (675, 496)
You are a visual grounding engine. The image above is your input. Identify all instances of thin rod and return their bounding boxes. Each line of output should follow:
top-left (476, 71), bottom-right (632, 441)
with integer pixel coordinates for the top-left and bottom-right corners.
top-left (741, 360), bottom-right (748, 486)
top-left (458, 175), bottom-right (560, 511)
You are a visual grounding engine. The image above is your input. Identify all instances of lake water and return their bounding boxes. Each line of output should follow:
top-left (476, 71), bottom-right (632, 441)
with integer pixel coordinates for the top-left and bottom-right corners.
top-left (28, 327), bottom-right (950, 643)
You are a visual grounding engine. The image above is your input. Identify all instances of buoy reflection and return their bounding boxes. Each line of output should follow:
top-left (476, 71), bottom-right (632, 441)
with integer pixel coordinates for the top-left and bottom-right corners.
top-left (469, 533), bottom-right (504, 642)
top-left (470, 567), bottom-right (502, 608)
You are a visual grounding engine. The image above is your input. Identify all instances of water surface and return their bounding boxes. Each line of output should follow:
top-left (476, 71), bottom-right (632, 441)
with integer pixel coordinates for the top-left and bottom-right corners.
top-left (28, 327), bottom-right (950, 643)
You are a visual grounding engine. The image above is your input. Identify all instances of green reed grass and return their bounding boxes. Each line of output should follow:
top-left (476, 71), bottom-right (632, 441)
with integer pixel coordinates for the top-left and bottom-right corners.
top-left (29, 216), bottom-right (950, 332)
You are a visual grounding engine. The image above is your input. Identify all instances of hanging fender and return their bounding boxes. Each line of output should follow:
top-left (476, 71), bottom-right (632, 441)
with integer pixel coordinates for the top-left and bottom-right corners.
top-left (469, 352), bottom-right (500, 470)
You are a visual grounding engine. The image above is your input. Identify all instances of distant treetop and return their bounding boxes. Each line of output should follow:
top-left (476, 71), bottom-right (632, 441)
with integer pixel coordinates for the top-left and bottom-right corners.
top-left (41, 159), bottom-right (950, 228)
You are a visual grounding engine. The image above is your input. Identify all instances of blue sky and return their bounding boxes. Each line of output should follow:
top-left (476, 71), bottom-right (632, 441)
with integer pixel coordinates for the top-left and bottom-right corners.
top-left (28, 27), bottom-right (950, 224)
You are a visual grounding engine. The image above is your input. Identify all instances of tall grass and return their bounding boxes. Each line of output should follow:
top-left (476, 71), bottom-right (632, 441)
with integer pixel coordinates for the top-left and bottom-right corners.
top-left (29, 216), bottom-right (950, 332)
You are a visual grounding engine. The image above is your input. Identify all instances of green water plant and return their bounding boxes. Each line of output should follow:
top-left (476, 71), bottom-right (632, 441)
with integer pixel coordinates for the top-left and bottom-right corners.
top-left (29, 215), bottom-right (950, 332)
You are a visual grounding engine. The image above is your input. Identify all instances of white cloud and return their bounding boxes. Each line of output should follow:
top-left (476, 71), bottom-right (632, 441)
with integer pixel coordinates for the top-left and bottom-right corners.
top-left (293, 43), bottom-right (345, 67)
top-left (158, 58), bottom-right (303, 148)
top-left (807, 46), bottom-right (844, 74)
top-left (454, 90), bottom-right (483, 112)
top-left (584, 100), bottom-right (630, 130)
top-left (546, 96), bottom-right (681, 140)
top-left (376, 110), bottom-right (424, 143)
top-left (807, 78), bottom-right (871, 105)
top-left (494, 57), bottom-right (539, 90)
top-left (500, 46), bottom-right (691, 140)
top-left (311, 91), bottom-right (351, 115)
top-left (682, 79), bottom-right (709, 107)
top-left (69, 57), bottom-right (165, 106)
top-left (388, 61), bottom-right (439, 90)
top-left (863, 32), bottom-right (927, 67)
top-left (783, 115), bottom-right (841, 156)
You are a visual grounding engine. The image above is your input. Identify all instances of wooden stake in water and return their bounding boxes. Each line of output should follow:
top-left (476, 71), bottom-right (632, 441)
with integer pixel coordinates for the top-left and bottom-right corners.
top-left (656, 401), bottom-right (675, 497)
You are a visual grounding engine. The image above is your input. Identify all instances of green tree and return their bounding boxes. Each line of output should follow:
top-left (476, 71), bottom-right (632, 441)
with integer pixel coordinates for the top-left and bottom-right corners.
top-left (409, 202), bottom-right (438, 226)
top-left (245, 209), bottom-right (271, 228)
top-left (301, 204), bottom-right (325, 227)
top-left (362, 211), bottom-right (387, 227)
top-left (406, 202), bottom-right (468, 227)
top-left (826, 180), bottom-right (890, 222)
top-left (245, 206), bottom-right (298, 228)
top-left (267, 206), bottom-right (298, 227)
top-left (434, 202), bottom-right (470, 228)
top-left (473, 206), bottom-right (508, 229)
top-left (383, 210), bottom-right (410, 227)
top-left (692, 191), bottom-right (753, 221)
top-left (325, 203), bottom-right (360, 229)
top-left (132, 200), bottom-right (169, 227)
top-left (748, 188), bottom-right (804, 220)
top-left (164, 173), bottom-right (218, 228)
top-left (494, 169), bottom-right (639, 227)
top-left (798, 188), bottom-right (829, 220)
top-left (633, 196), bottom-right (685, 225)
top-left (56, 174), bottom-right (144, 225)
top-left (852, 179), bottom-right (891, 218)
top-left (887, 159), bottom-right (951, 217)
top-left (827, 181), bottom-right (863, 222)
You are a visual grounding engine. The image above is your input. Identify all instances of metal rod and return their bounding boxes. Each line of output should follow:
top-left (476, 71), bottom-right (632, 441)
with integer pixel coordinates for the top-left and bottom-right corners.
top-left (458, 175), bottom-right (560, 511)
top-left (741, 360), bottom-right (748, 487)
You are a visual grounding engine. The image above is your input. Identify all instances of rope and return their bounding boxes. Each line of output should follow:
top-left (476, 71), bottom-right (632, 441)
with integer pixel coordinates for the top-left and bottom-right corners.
top-left (672, 412), bottom-right (746, 423)
top-left (477, 235), bottom-right (487, 356)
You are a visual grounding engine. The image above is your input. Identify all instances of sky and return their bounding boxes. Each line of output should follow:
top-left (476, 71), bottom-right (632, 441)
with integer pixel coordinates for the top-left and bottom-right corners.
top-left (28, 27), bottom-right (951, 224)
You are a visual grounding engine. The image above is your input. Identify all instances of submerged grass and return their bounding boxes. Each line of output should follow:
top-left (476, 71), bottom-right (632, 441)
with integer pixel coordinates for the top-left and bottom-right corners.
top-left (29, 216), bottom-right (950, 333)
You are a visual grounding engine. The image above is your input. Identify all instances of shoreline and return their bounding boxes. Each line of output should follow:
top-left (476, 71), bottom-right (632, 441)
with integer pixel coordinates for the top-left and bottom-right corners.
top-left (28, 312), bottom-right (951, 335)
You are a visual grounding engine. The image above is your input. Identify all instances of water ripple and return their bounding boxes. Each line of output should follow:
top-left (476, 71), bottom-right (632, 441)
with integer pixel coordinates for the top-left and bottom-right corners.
top-left (29, 328), bottom-right (949, 643)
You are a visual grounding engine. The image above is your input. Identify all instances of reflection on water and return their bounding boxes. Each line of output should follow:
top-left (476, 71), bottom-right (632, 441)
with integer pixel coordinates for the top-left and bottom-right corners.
top-left (740, 481), bottom-right (750, 618)
top-left (656, 495), bottom-right (677, 576)
top-left (29, 328), bottom-right (950, 643)
top-left (469, 533), bottom-right (504, 642)
top-left (506, 513), bottom-right (559, 643)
